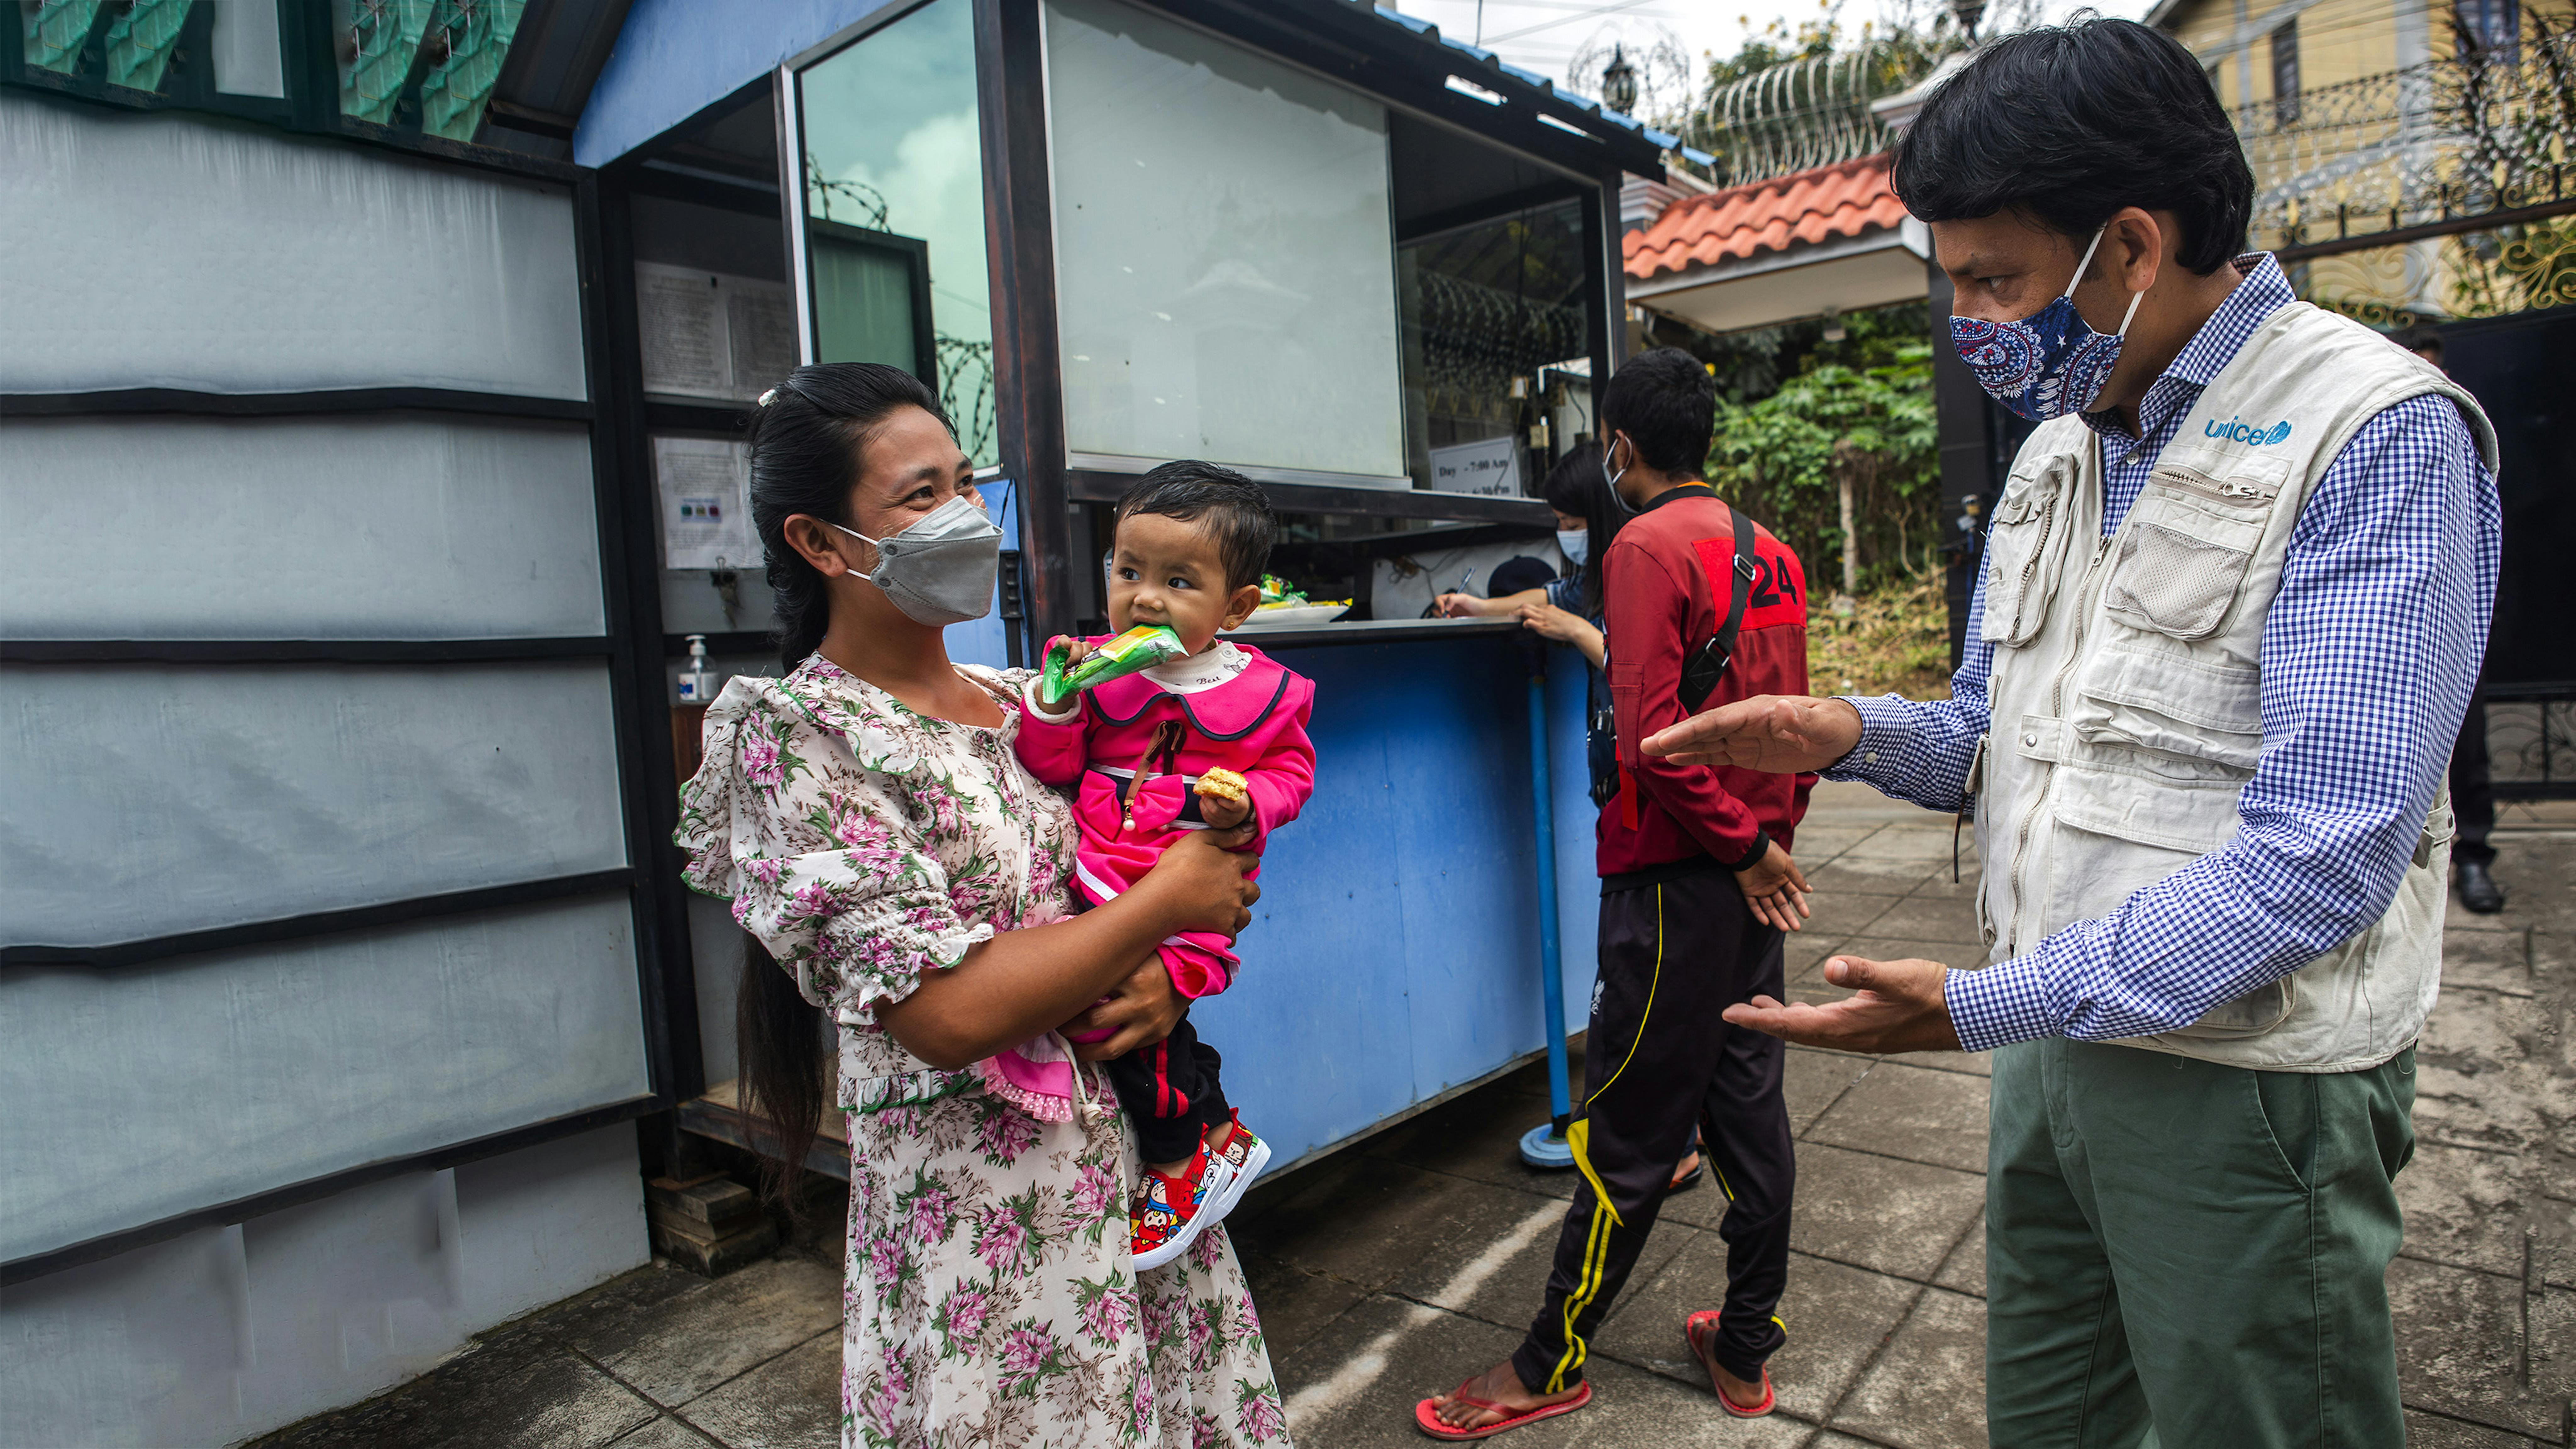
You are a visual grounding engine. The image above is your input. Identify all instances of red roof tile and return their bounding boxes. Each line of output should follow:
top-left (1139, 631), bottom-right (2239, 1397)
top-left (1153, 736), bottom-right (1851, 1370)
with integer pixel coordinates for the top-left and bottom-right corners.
top-left (1624, 154), bottom-right (1909, 281)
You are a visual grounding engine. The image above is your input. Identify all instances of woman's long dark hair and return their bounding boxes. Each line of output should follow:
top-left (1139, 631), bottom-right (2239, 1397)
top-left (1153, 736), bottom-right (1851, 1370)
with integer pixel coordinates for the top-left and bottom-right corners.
top-left (735, 363), bottom-right (948, 1215)
top-left (1540, 443), bottom-right (1623, 617)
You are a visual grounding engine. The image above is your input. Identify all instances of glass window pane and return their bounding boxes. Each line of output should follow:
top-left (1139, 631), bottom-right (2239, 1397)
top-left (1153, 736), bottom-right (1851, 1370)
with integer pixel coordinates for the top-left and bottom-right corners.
top-left (1, 94), bottom-right (587, 399)
top-left (417, 0), bottom-right (529, 142)
top-left (0, 416), bottom-right (606, 640)
top-left (3, 663), bottom-right (630, 946)
top-left (811, 224), bottom-right (930, 375)
top-left (212, 0), bottom-right (285, 97)
top-left (20, 0), bottom-right (102, 76)
top-left (335, 0), bottom-right (433, 124)
top-left (1045, 0), bottom-right (1406, 483)
top-left (797, 0), bottom-right (997, 466)
top-left (102, 0), bottom-right (191, 93)
top-left (1400, 202), bottom-right (1590, 493)
top-left (0, 895), bottom-right (647, 1263)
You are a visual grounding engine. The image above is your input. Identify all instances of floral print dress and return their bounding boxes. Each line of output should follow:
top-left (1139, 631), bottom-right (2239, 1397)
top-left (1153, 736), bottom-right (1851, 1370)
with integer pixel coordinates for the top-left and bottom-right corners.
top-left (677, 654), bottom-right (1289, 1449)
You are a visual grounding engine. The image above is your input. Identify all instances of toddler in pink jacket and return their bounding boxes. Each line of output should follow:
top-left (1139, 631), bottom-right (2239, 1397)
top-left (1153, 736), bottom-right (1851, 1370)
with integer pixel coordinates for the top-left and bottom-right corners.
top-left (1013, 462), bottom-right (1315, 1269)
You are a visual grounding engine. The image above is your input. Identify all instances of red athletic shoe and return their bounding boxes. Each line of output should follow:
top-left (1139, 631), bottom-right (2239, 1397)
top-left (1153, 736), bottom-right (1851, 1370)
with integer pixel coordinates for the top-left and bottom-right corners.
top-left (1211, 1110), bottom-right (1271, 1182)
top-left (1130, 1146), bottom-right (1212, 1270)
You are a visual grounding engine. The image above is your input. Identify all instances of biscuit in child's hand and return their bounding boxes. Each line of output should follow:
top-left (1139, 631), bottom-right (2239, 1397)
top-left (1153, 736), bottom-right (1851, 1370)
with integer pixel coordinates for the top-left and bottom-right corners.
top-left (1194, 768), bottom-right (1249, 806)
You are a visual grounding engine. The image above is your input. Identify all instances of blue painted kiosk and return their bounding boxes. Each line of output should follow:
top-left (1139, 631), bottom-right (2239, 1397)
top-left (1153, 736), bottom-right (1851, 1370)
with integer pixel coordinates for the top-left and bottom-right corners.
top-left (583, 0), bottom-right (1701, 1179)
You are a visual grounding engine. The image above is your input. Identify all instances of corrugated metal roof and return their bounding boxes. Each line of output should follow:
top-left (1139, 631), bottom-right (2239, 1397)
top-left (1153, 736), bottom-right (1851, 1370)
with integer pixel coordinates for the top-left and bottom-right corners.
top-left (1622, 153), bottom-right (1906, 280)
top-left (580, 0), bottom-right (1709, 176)
top-left (495, 0), bottom-right (635, 122)
top-left (1353, 1), bottom-right (1719, 169)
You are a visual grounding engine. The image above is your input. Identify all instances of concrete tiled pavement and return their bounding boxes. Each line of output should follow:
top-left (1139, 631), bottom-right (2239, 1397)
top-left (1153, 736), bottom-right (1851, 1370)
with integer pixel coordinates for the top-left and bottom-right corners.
top-left (253, 784), bottom-right (2576, 1448)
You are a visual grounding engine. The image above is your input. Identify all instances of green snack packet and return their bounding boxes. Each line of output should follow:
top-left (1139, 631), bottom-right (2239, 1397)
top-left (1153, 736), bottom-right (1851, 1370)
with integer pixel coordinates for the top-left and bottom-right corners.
top-left (1041, 623), bottom-right (1187, 705)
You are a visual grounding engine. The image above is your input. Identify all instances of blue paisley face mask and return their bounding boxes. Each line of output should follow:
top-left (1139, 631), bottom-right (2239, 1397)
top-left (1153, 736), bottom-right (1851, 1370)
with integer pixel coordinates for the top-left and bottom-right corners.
top-left (1950, 225), bottom-right (2145, 421)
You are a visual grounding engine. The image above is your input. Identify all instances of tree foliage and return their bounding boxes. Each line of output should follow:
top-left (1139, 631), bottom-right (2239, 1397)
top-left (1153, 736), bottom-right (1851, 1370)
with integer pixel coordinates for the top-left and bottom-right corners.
top-left (1703, 307), bottom-right (1940, 592)
top-left (1655, 6), bottom-right (1997, 591)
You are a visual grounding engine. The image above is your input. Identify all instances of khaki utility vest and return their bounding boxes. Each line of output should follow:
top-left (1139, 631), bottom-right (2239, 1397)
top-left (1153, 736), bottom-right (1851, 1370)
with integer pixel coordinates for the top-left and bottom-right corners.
top-left (1972, 300), bottom-right (2497, 1072)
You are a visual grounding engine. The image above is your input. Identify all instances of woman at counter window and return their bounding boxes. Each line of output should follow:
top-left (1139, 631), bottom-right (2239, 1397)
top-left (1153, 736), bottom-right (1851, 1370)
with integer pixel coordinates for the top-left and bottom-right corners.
top-left (1434, 447), bottom-right (1626, 807)
top-left (1433, 444), bottom-right (1614, 671)
top-left (675, 363), bottom-right (1289, 1448)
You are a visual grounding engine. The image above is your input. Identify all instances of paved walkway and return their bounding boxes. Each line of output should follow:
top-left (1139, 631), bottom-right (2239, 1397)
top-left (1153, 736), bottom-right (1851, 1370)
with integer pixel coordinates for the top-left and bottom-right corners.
top-left (254, 785), bottom-right (2575, 1448)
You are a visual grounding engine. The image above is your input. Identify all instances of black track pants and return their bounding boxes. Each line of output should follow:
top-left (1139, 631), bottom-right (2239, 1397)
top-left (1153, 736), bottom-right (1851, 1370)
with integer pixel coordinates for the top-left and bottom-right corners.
top-left (1103, 1013), bottom-right (1230, 1166)
top-left (1511, 865), bottom-right (1794, 1390)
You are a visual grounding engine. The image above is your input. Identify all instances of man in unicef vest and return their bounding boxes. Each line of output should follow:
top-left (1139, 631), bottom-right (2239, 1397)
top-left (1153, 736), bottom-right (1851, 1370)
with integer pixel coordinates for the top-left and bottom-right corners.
top-left (1643, 19), bottom-right (2497, 1449)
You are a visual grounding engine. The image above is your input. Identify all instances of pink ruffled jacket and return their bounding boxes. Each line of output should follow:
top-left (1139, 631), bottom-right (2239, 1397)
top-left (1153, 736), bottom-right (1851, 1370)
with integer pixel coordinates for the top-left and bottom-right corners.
top-left (1013, 639), bottom-right (1318, 997)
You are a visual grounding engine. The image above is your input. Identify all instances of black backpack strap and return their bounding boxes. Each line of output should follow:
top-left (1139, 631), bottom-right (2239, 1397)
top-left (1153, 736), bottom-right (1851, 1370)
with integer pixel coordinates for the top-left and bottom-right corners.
top-left (1678, 504), bottom-right (1760, 714)
top-left (1716, 503), bottom-right (1757, 661)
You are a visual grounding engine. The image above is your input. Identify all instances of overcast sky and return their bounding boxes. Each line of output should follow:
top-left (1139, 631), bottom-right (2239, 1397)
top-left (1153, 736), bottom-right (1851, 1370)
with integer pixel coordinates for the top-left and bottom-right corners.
top-left (1386, 0), bottom-right (2158, 105)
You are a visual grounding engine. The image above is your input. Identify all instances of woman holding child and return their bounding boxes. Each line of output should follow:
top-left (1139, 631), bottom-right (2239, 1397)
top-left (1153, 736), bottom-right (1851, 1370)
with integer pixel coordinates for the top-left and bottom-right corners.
top-left (675, 363), bottom-right (1291, 1448)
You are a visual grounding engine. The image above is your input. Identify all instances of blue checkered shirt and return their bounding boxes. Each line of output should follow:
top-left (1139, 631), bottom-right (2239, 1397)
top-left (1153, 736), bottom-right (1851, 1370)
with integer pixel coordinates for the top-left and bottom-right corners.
top-left (1829, 254), bottom-right (2500, 1053)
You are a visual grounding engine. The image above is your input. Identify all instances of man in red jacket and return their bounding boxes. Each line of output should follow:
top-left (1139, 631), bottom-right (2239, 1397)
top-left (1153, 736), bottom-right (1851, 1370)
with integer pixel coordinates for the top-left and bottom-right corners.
top-left (1423, 349), bottom-right (1816, 1437)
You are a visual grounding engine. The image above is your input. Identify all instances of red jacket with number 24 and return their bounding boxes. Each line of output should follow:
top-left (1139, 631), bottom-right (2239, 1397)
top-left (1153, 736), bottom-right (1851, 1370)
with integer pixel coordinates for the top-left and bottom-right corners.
top-left (1597, 483), bottom-right (1815, 880)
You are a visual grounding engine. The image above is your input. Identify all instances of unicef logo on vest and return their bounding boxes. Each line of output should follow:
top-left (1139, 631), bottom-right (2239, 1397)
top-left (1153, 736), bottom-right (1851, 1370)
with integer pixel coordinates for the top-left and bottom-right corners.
top-left (2206, 417), bottom-right (2294, 445)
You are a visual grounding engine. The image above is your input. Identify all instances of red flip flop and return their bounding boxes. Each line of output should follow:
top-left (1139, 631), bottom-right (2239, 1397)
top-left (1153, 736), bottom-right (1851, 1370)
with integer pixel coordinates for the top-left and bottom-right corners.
top-left (1413, 1380), bottom-right (1594, 1440)
top-left (1683, 1311), bottom-right (1776, 1418)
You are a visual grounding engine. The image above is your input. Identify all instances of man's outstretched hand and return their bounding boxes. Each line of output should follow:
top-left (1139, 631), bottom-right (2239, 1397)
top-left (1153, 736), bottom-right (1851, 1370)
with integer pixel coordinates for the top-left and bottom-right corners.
top-left (1642, 694), bottom-right (1865, 774)
top-left (1723, 955), bottom-right (1964, 1055)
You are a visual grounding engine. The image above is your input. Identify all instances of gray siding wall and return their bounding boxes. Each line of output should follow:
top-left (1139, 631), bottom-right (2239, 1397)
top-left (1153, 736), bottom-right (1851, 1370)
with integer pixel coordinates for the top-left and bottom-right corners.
top-left (0, 93), bottom-right (653, 1446)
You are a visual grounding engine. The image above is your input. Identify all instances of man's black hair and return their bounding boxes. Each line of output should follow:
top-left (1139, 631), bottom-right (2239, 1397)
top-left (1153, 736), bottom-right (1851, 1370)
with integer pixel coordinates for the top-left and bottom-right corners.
top-left (1891, 18), bottom-right (2254, 275)
top-left (1488, 554), bottom-right (1559, 599)
top-left (2396, 323), bottom-right (2445, 358)
top-left (1598, 347), bottom-right (1717, 477)
top-left (1114, 460), bottom-right (1278, 592)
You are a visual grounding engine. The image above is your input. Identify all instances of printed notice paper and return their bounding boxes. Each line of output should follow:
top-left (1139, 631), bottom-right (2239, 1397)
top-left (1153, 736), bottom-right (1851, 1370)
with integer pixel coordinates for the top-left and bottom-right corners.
top-left (636, 262), bottom-right (799, 402)
top-left (1428, 435), bottom-right (1520, 497)
top-left (726, 283), bottom-right (799, 399)
top-left (638, 265), bottom-right (729, 398)
top-left (654, 436), bottom-right (754, 570)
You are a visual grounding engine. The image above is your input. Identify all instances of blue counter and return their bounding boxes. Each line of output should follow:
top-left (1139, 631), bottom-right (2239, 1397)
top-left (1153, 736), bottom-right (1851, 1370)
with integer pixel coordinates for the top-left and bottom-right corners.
top-left (1188, 635), bottom-right (1602, 1174)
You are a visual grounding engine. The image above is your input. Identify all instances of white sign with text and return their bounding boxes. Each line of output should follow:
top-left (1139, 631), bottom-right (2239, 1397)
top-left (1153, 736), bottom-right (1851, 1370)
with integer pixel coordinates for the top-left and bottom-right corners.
top-left (1428, 435), bottom-right (1520, 497)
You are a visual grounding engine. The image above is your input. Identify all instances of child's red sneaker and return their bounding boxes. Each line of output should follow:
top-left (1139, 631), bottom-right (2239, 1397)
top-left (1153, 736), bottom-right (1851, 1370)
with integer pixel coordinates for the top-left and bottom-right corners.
top-left (1130, 1146), bottom-right (1213, 1270)
top-left (1211, 1109), bottom-right (1270, 1182)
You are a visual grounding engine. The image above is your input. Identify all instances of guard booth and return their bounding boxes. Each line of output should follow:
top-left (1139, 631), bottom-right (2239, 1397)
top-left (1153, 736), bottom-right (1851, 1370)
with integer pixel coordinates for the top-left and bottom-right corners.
top-left (1, 2), bottom-right (1682, 1441)
top-left (590, 0), bottom-right (1680, 1200)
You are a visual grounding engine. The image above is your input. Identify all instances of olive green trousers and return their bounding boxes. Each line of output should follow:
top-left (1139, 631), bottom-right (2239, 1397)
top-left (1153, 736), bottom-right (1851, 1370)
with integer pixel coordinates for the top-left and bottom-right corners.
top-left (1985, 1037), bottom-right (2417, 1449)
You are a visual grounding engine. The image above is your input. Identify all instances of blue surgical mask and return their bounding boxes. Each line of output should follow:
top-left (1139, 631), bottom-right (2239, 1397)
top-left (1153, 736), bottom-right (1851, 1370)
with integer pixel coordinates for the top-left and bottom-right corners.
top-left (1556, 529), bottom-right (1590, 567)
top-left (1951, 226), bottom-right (2145, 422)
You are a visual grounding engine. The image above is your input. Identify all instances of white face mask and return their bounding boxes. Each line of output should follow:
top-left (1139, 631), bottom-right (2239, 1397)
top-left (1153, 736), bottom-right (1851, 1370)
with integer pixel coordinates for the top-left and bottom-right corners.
top-left (1556, 529), bottom-right (1590, 567)
top-left (833, 493), bottom-right (1002, 627)
top-left (1600, 436), bottom-right (1638, 516)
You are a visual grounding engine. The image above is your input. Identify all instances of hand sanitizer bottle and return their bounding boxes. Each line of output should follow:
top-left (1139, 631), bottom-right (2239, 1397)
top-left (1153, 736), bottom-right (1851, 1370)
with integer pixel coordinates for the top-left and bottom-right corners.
top-left (677, 634), bottom-right (718, 704)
